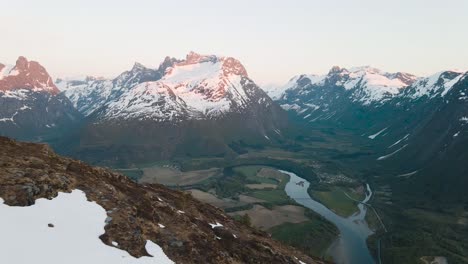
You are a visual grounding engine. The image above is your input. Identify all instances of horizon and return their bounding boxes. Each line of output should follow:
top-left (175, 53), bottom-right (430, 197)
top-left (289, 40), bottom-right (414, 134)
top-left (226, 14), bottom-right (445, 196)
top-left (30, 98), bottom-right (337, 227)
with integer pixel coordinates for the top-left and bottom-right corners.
top-left (1, 0), bottom-right (468, 85)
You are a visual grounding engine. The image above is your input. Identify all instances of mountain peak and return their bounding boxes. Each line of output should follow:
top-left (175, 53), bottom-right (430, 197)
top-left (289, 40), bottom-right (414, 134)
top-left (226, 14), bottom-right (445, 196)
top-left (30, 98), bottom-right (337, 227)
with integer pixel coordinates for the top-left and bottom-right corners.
top-left (0, 56), bottom-right (59, 95)
top-left (131, 62), bottom-right (147, 71)
top-left (163, 52), bottom-right (248, 78)
top-left (179, 51), bottom-right (218, 66)
top-left (328, 66), bottom-right (347, 74)
top-left (186, 50), bottom-right (202, 61)
top-left (15, 56), bottom-right (29, 68)
top-left (158, 56), bottom-right (181, 74)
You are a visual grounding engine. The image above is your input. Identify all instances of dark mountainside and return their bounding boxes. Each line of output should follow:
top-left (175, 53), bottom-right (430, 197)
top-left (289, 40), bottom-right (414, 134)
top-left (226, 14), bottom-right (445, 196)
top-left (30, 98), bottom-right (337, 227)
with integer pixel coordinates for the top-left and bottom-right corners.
top-left (0, 136), bottom-right (324, 264)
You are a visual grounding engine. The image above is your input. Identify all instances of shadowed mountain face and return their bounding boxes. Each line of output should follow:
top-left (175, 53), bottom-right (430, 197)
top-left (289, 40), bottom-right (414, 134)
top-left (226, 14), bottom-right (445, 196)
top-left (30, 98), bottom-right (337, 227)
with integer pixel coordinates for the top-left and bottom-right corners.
top-left (0, 57), bottom-right (81, 141)
top-left (58, 52), bottom-right (288, 165)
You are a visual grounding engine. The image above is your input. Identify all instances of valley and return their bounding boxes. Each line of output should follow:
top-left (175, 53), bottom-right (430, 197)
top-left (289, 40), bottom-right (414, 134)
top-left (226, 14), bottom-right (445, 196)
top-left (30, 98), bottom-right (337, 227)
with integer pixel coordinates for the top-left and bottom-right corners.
top-left (114, 120), bottom-right (468, 264)
top-left (113, 135), bottom-right (380, 262)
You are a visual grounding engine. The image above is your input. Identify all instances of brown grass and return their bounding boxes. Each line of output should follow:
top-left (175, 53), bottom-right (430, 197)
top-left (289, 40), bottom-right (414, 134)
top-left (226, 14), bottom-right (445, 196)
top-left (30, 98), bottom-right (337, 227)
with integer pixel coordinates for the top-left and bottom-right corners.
top-left (188, 189), bottom-right (244, 208)
top-left (139, 166), bottom-right (219, 186)
top-left (246, 183), bottom-right (277, 189)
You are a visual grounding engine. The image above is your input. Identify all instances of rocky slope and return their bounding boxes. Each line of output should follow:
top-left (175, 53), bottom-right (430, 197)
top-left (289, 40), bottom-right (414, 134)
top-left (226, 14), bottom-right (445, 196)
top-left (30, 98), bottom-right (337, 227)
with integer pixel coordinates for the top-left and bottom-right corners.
top-left (0, 136), bottom-right (323, 264)
top-left (0, 57), bottom-right (81, 141)
top-left (60, 52), bottom-right (287, 165)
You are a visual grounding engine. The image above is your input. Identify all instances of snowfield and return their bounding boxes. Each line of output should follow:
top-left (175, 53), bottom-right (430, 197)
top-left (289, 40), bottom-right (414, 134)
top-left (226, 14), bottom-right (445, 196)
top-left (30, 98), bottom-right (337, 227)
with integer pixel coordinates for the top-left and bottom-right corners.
top-left (0, 190), bottom-right (173, 264)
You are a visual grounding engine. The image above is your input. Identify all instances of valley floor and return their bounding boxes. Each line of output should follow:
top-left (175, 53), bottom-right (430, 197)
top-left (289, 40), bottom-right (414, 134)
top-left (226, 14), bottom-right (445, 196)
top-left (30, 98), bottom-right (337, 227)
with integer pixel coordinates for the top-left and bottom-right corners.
top-left (114, 126), bottom-right (468, 263)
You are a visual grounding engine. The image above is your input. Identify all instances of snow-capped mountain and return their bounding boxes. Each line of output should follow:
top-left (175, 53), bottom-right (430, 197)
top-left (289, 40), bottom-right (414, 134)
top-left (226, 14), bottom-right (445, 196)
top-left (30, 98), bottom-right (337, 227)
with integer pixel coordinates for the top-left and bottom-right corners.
top-left (267, 66), bottom-right (417, 132)
top-left (61, 52), bottom-right (287, 165)
top-left (275, 66), bottom-right (418, 114)
top-left (0, 56), bottom-right (60, 95)
top-left (274, 65), bottom-right (467, 136)
top-left (0, 57), bottom-right (81, 141)
top-left (274, 66), bottom-right (468, 206)
top-left (56, 76), bottom-right (113, 117)
top-left (96, 52), bottom-right (272, 122)
top-left (401, 70), bottom-right (466, 99)
top-left (60, 52), bottom-right (276, 122)
top-left (56, 58), bottom-right (176, 116)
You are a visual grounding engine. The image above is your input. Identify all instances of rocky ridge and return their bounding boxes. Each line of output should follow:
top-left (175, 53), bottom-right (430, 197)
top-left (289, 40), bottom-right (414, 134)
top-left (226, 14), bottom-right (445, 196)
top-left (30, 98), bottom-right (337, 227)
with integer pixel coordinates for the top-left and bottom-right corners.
top-left (0, 136), bottom-right (323, 264)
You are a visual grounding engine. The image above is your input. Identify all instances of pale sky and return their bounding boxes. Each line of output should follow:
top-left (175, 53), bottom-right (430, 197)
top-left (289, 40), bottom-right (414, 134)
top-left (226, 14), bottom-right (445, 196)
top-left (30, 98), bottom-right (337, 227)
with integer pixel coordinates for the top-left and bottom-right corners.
top-left (1, 0), bottom-right (467, 85)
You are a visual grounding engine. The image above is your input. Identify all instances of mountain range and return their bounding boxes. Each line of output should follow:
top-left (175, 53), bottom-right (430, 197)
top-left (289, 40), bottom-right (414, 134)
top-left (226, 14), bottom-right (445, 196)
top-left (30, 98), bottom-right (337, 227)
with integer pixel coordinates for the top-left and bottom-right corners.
top-left (2, 54), bottom-right (467, 203)
top-left (268, 66), bottom-right (468, 204)
top-left (55, 52), bottom-right (287, 165)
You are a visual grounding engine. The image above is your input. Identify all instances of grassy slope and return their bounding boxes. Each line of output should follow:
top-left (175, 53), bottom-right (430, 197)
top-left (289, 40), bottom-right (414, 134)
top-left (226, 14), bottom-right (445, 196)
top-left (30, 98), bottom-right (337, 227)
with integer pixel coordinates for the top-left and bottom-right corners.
top-left (270, 217), bottom-right (338, 259)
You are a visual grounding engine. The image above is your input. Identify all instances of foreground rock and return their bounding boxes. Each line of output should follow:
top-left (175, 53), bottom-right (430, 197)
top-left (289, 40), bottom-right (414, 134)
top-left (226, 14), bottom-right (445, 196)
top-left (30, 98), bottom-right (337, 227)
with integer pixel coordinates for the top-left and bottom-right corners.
top-left (0, 136), bottom-right (324, 264)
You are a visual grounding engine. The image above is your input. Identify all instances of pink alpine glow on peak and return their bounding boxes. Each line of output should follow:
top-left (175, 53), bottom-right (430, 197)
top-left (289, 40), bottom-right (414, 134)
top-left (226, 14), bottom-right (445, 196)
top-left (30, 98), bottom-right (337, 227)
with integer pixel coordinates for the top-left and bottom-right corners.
top-left (0, 56), bottom-right (60, 95)
top-left (166, 52), bottom-right (248, 78)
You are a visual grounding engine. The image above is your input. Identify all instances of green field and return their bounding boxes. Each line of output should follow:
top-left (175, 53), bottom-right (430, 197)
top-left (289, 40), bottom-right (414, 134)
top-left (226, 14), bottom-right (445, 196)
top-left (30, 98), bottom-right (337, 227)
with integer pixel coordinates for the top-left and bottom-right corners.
top-left (232, 165), bottom-right (264, 177)
top-left (310, 187), bottom-right (360, 217)
top-left (249, 189), bottom-right (293, 205)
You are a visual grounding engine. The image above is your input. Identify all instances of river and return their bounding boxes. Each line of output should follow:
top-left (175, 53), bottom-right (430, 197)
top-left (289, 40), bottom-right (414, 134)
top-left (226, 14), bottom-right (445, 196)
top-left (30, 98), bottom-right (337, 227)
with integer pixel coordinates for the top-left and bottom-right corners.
top-left (281, 170), bottom-right (375, 264)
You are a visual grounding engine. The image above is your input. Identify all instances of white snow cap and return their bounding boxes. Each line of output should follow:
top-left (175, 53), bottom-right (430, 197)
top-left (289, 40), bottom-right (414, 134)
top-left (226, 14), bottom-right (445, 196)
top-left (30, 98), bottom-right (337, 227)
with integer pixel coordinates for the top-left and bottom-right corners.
top-left (102, 52), bottom-right (259, 121)
top-left (273, 66), bottom-right (417, 104)
top-left (407, 70), bottom-right (467, 98)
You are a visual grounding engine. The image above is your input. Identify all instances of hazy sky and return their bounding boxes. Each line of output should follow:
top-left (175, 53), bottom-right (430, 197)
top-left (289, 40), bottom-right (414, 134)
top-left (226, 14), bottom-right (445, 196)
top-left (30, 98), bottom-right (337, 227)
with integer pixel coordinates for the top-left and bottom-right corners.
top-left (1, 0), bottom-right (467, 85)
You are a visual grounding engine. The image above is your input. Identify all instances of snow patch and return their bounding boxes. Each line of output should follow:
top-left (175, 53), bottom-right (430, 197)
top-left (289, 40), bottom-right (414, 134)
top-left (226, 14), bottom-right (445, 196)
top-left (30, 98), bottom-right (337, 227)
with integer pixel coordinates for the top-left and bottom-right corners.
top-left (280, 103), bottom-right (302, 112)
top-left (0, 190), bottom-right (173, 264)
top-left (368, 127), bottom-right (389, 139)
top-left (209, 222), bottom-right (223, 229)
top-left (0, 89), bottom-right (30, 100)
top-left (377, 144), bottom-right (408, 160)
top-left (397, 171), bottom-right (418, 178)
top-left (388, 134), bottom-right (409, 148)
top-left (0, 64), bottom-right (17, 80)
